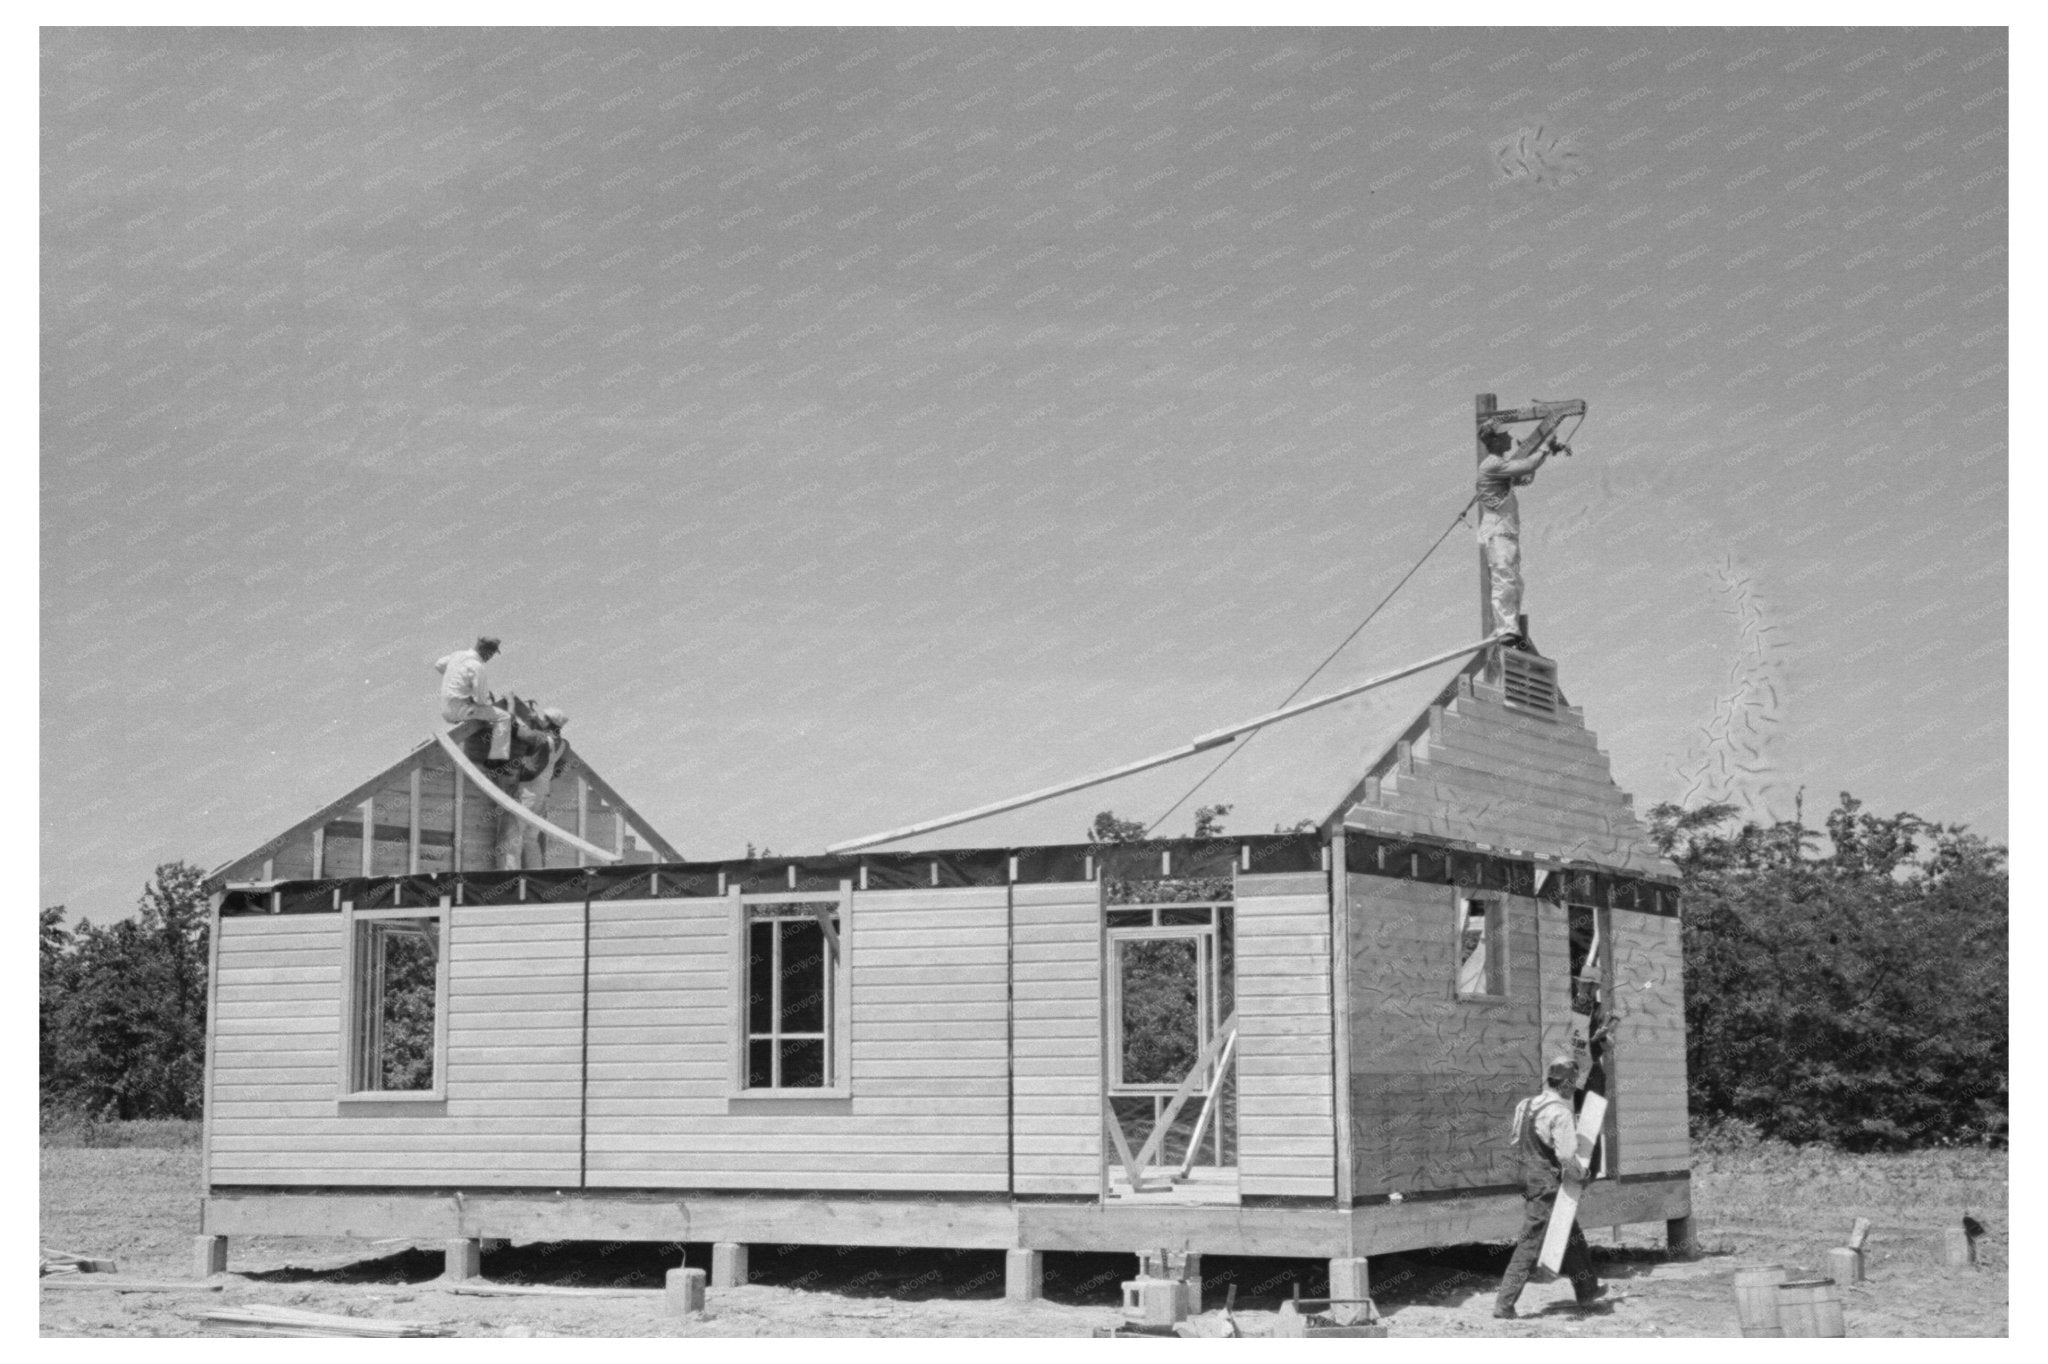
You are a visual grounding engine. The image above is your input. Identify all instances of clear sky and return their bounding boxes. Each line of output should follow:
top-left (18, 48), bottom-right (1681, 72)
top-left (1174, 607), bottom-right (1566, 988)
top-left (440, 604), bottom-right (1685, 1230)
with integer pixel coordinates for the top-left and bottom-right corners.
top-left (40, 27), bottom-right (2007, 921)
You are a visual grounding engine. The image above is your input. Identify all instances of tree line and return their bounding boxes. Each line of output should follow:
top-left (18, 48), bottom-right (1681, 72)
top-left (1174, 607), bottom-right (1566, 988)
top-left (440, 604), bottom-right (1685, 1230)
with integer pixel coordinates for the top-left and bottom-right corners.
top-left (41, 790), bottom-right (2006, 1149)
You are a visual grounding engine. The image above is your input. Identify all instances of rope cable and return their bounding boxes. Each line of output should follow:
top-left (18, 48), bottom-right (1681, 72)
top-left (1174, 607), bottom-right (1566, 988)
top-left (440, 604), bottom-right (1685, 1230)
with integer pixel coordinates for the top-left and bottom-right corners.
top-left (1143, 490), bottom-right (1483, 838)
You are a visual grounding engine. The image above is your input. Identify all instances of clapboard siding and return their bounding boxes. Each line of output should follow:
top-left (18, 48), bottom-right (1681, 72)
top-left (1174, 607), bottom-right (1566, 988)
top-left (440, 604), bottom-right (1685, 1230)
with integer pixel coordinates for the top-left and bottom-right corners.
top-left (208, 905), bottom-right (584, 1188)
top-left (1610, 908), bottom-right (1690, 1174)
top-left (1346, 680), bottom-right (1677, 878)
top-left (1348, 875), bottom-right (1541, 1197)
top-left (1010, 881), bottom-right (1101, 1196)
top-left (583, 888), bottom-right (1012, 1192)
top-left (1235, 873), bottom-right (1335, 1198)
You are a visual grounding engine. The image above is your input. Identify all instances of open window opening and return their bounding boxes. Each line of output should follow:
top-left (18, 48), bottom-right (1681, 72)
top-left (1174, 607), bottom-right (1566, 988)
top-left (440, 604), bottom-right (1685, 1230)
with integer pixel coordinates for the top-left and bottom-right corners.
top-left (346, 910), bottom-right (444, 1096)
top-left (1104, 895), bottom-right (1238, 1204)
top-left (1568, 902), bottom-right (1613, 1177)
top-left (1455, 896), bottom-right (1505, 998)
top-left (743, 900), bottom-right (841, 1091)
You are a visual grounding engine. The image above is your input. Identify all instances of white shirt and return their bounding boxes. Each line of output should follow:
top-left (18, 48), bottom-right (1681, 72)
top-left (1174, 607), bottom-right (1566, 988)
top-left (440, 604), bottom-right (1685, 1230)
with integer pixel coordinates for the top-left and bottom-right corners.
top-left (434, 648), bottom-right (492, 707)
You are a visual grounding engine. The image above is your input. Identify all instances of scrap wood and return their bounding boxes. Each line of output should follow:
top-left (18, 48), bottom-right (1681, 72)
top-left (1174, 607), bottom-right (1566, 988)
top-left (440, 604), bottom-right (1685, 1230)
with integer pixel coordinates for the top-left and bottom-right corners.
top-left (445, 1280), bottom-right (661, 1298)
top-left (189, 1304), bottom-right (456, 1337)
top-left (43, 1277), bottom-right (223, 1293)
top-left (40, 1249), bottom-right (117, 1274)
top-left (1847, 1217), bottom-right (1873, 1251)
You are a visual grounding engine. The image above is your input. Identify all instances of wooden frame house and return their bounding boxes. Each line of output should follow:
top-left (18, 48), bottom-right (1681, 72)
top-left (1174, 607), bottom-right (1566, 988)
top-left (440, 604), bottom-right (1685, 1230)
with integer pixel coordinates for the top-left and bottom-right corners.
top-left (196, 646), bottom-right (1693, 1296)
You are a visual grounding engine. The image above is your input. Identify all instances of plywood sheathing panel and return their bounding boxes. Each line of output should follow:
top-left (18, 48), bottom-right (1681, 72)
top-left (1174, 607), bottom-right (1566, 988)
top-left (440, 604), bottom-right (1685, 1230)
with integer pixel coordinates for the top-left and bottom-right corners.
top-left (1346, 874), bottom-right (1542, 1199)
top-left (1608, 909), bottom-right (1690, 1172)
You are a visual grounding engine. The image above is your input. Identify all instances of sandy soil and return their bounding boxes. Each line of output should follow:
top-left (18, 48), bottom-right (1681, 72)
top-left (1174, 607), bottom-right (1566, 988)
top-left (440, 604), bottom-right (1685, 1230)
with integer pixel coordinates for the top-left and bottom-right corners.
top-left (40, 1143), bottom-right (2006, 1337)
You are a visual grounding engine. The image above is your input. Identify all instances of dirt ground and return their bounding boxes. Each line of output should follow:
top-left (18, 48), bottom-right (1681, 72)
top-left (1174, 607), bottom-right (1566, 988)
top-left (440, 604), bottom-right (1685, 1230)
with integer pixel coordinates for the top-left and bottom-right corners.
top-left (40, 1142), bottom-right (2006, 1337)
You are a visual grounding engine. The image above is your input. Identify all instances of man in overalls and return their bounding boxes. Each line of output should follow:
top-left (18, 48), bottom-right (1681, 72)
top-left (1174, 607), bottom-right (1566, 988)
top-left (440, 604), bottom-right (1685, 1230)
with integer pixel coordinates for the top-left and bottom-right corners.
top-left (1495, 1054), bottom-right (1605, 1318)
top-left (1475, 422), bottom-right (1567, 652)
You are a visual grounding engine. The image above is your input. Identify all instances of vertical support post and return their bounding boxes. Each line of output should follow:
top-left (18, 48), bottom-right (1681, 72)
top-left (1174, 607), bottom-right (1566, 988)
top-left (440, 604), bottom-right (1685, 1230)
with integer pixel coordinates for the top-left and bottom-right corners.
top-left (311, 825), bottom-right (325, 879)
top-left (1475, 391), bottom-right (1496, 641)
top-left (576, 776), bottom-right (590, 868)
top-left (452, 768), bottom-right (466, 871)
top-left (193, 1234), bottom-right (228, 1278)
top-left (1329, 828), bottom-right (1355, 1212)
top-left (361, 799), bottom-right (374, 878)
top-left (711, 1241), bottom-right (748, 1288)
top-left (200, 890), bottom-right (224, 1203)
top-left (444, 1238), bottom-right (481, 1281)
top-left (1005, 1248), bottom-right (1044, 1302)
top-left (1328, 1255), bottom-right (1371, 1325)
top-left (1667, 1213), bottom-right (1701, 1260)
top-left (665, 1266), bottom-right (708, 1315)
top-left (408, 766), bottom-right (423, 874)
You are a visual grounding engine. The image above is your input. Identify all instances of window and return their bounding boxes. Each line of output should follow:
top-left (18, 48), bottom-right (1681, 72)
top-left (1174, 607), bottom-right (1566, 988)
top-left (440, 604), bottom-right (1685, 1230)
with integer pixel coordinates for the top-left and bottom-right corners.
top-left (343, 908), bottom-right (446, 1098)
top-left (1455, 896), bottom-right (1505, 998)
top-left (734, 887), bottom-right (850, 1095)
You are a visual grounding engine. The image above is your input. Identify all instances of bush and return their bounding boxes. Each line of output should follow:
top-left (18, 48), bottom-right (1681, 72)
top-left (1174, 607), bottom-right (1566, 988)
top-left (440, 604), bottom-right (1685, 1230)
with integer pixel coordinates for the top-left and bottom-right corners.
top-left (1654, 795), bottom-right (2008, 1151)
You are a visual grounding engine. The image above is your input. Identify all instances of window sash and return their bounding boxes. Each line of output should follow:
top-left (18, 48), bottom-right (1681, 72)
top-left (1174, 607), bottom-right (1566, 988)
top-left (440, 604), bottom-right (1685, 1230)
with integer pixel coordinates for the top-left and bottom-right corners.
top-left (1455, 896), bottom-right (1505, 998)
top-left (744, 911), bottom-right (838, 1090)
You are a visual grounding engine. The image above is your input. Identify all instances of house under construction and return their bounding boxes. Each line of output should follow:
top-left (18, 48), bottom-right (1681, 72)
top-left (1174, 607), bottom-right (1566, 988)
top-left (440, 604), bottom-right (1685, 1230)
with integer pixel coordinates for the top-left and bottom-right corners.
top-left (194, 393), bottom-right (1693, 1297)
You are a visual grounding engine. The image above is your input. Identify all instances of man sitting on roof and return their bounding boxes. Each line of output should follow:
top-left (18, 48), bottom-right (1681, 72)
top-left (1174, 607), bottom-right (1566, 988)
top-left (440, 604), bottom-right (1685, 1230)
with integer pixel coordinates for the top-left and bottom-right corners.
top-left (435, 635), bottom-right (511, 762)
top-left (496, 707), bottom-right (573, 871)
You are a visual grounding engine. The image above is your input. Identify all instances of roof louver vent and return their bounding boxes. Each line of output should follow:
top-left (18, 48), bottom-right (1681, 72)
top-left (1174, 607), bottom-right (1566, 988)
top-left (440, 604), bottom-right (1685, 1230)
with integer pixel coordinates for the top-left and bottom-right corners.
top-left (1501, 650), bottom-right (1560, 718)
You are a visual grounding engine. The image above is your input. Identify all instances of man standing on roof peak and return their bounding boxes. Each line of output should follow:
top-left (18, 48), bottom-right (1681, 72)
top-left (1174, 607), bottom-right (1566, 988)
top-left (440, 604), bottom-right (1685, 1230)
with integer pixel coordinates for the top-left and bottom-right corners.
top-left (1494, 1054), bottom-right (1605, 1319)
top-left (435, 635), bottom-right (512, 762)
top-left (1475, 421), bottom-right (1568, 653)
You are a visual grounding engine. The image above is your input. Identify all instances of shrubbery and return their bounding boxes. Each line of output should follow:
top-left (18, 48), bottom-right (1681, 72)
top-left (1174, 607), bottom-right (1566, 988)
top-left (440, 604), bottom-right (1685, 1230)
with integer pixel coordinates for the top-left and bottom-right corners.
top-left (41, 861), bottom-right (210, 1122)
top-left (1654, 794), bottom-right (2007, 1151)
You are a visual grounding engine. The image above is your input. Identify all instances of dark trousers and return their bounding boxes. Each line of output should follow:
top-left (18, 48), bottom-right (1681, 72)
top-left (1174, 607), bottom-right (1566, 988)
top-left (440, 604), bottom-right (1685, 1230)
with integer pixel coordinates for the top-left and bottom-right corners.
top-left (1496, 1187), bottom-right (1599, 1309)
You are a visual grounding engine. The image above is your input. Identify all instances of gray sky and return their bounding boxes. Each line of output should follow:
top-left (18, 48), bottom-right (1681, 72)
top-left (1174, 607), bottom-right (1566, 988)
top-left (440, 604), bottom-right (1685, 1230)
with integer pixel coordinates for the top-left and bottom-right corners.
top-left (41, 27), bottom-right (2006, 920)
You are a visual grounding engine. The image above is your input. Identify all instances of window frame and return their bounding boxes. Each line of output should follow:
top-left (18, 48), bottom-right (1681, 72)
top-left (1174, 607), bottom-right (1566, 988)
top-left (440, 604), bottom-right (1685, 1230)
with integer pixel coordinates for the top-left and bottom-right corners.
top-left (338, 901), bottom-right (450, 1104)
top-left (729, 883), bottom-right (853, 1100)
top-left (1453, 893), bottom-right (1508, 1001)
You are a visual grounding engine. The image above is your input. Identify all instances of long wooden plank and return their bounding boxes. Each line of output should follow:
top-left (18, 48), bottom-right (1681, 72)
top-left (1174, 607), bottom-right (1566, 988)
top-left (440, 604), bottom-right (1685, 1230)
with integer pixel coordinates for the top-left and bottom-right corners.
top-left (433, 733), bottom-right (619, 863)
top-left (1538, 1089), bottom-right (1609, 1273)
top-left (828, 635), bottom-right (1496, 851)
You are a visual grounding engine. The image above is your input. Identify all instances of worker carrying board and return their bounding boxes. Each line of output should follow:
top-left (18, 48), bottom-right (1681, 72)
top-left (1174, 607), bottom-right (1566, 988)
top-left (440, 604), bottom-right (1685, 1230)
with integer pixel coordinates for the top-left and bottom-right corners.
top-left (434, 634), bottom-right (513, 762)
top-left (1494, 1054), bottom-right (1607, 1318)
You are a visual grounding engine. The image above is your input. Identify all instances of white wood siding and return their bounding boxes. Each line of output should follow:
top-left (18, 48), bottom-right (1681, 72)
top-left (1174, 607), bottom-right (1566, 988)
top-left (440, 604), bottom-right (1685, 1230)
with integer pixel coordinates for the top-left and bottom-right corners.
top-left (1609, 909), bottom-right (1690, 1173)
top-left (584, 888), bottom-right (1011, 1192)
top-left (1234, 871), bottom-right (1335, 1198)
top-left (208, 905), bottom-right (584, 1186)
top-left (1010, 881), bottom-right (1101, 1196)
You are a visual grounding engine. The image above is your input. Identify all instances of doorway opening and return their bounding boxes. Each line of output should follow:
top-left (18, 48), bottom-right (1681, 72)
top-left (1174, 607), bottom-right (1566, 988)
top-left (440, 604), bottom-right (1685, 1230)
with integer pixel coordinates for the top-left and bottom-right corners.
top-left (1104, 900), bottom-right (1238, 1205)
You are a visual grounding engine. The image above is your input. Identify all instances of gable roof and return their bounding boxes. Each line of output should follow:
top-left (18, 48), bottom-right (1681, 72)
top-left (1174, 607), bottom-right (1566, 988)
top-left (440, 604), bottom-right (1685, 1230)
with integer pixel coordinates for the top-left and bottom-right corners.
top-left (1340, 656), bottom-right (1677, 878)
top-left (206, 733), bottom-right (681, 889)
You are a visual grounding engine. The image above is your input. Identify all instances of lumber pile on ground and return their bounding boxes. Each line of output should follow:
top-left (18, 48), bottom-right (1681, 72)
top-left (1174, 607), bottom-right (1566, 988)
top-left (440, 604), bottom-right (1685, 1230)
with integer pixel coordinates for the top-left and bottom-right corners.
top-left (40, 1248), bottom-right (116, 1275)
top-left (43, 1277), bottom-right (222, 1294)
top-left (445, 1280), bottom-right (661, 1299)
top-left (188, 1304), bottom-right (457, 1337)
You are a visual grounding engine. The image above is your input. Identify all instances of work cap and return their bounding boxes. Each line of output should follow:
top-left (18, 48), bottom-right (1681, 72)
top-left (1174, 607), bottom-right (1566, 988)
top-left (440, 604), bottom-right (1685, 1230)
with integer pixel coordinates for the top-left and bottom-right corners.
top-left (541, 706), bottom-right (568, 729)
top-left (1546, 1053), bottom-right (1579, 1080)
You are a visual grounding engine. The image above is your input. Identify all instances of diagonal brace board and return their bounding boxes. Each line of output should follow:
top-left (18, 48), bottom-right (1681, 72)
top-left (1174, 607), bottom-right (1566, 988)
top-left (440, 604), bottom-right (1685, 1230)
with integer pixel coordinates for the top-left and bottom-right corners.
top-left (434, 733), bottom-right (621, 864)
top-left (1175, 1028), bottom-right (1238, 1179)
top-left (827, 636), bottom-right (1501, 852)
top-left (1129, 1012), bottom-right (1239, 1178)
